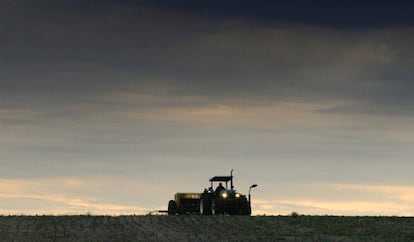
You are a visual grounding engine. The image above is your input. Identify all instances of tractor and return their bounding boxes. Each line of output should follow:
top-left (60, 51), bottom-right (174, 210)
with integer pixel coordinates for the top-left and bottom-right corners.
top-left (167, 170), bottom-right (257, 215)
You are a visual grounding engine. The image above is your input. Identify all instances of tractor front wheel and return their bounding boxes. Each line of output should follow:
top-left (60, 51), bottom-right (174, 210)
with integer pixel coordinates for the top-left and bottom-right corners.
top-left (211, 200), bottom-right (223, 215)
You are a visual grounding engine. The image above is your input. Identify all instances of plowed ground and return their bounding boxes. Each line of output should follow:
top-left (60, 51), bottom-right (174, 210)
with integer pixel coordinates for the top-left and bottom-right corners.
top-left (1, 215), bottom-right (414, 241)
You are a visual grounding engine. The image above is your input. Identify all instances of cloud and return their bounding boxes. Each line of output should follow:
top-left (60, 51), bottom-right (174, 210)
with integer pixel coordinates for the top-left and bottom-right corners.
top-left (138, 1), bottom-right (414, 28)
top-left (0, 177), bottom-right (158, 215)
top-left (252, 183), bottom-right (414, 216)
top-left (1, 5), bottom-right (413, 117)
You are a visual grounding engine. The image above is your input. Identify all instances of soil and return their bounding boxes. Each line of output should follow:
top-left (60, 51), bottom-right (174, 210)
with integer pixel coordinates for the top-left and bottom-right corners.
top-left (1, 215), bottom-right (413, 241)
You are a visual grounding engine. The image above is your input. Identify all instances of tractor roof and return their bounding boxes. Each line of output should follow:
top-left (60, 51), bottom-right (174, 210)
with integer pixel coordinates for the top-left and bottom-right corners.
top-left (209, 176), bottom-right (232, 182)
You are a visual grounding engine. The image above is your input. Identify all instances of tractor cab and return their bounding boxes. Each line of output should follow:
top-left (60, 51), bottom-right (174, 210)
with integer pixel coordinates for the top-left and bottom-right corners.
top-left (208, 173), bottom-right (243, 199)
top-left (209, 175), bottom-right (234, 194)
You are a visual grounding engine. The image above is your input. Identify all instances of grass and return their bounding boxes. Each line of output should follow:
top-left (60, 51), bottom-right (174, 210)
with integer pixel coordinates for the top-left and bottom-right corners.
top-left (0, 215), bottom-right (414, 241)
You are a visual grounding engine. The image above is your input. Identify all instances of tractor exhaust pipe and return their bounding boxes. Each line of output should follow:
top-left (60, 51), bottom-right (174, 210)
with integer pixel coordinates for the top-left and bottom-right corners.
top-left (248, 184), bottom-right (258, 204)
top-left (230, 169), bottom-right (234, 190)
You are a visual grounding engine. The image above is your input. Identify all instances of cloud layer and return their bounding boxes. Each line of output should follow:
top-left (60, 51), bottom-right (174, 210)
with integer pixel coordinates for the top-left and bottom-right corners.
top-left (1, 1), bottom-right (414, 215)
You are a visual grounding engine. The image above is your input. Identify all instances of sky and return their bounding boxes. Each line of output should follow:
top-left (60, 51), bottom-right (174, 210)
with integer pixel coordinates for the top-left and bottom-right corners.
top-left (1, 0), bottom-right (414, 216)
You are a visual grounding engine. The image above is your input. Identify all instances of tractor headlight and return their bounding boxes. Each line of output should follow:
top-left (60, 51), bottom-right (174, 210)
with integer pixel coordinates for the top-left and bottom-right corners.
top-left (222, 192), bottom-right (228, 198)
top-left (235, 193), bottom-right (240, 198)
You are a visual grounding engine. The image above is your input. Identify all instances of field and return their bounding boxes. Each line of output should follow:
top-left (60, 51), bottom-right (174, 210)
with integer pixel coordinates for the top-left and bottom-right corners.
top-left (1, 215), bottom-right (414, 241)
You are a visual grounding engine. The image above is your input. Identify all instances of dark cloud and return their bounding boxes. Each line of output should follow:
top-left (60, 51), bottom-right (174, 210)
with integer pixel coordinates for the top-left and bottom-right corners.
top-left (2, 4), bottom-right (414, 117)
top-left (125, 0), bottom-right (414, 28)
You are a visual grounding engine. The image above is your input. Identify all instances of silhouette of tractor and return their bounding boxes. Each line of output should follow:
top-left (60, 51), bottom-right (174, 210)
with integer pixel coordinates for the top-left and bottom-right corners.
top-left (167, 170), bottom-right (257, 215)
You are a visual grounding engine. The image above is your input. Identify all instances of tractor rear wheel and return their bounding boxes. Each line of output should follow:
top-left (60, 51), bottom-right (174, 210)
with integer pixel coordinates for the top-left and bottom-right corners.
top-left (240, 198), bottom-right (251, 215)
top-left (241, 204), bottom-right (250, 215)
top-left (168, 200), bottom-right (177, 215)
